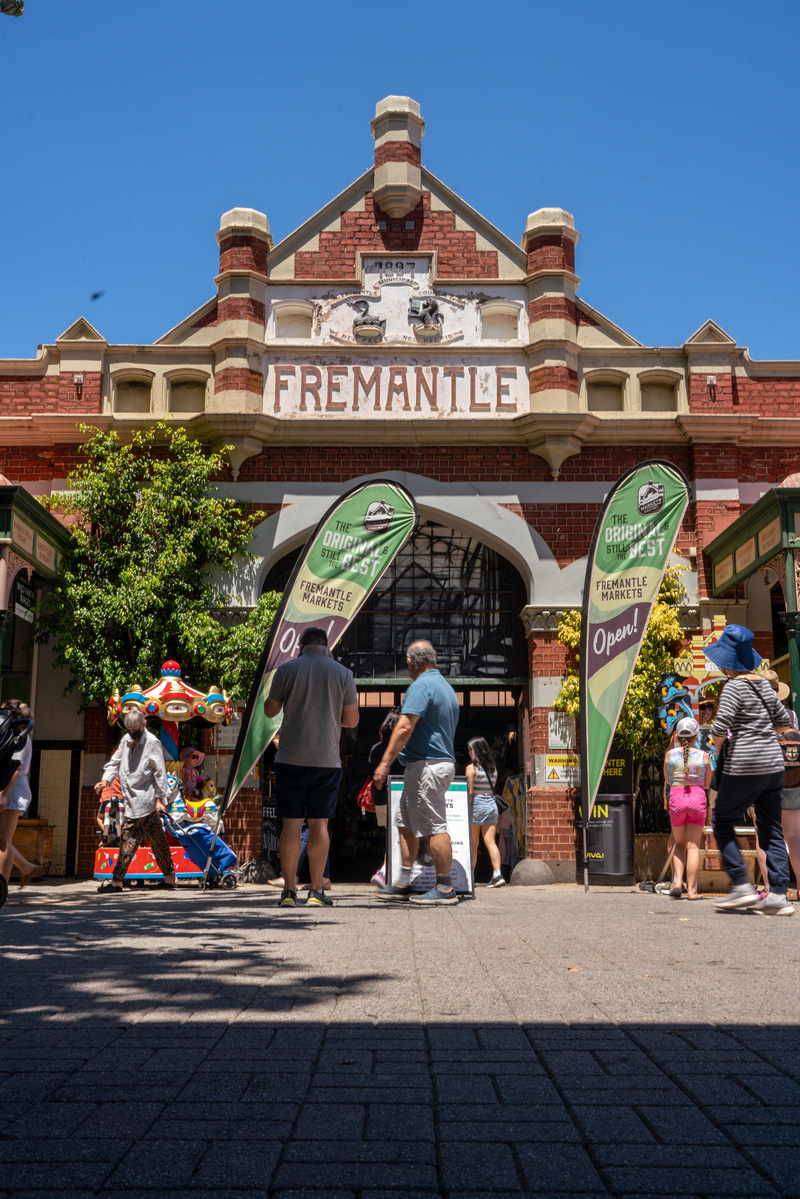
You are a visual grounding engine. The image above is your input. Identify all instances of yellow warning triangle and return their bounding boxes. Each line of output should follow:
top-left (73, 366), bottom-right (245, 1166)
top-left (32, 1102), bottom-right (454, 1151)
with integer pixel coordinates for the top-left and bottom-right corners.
top-left (547, 769), bottom-right (559, 779)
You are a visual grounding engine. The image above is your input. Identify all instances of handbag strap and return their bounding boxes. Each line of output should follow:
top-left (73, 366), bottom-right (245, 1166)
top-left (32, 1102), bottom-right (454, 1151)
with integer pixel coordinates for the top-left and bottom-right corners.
top-left (743, 678), bottom-right (779, 725)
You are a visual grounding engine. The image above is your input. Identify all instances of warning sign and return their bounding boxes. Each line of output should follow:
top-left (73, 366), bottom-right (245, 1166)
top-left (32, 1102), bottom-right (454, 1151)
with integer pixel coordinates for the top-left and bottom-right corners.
top-left (543, 752), bottom-right (580, 786)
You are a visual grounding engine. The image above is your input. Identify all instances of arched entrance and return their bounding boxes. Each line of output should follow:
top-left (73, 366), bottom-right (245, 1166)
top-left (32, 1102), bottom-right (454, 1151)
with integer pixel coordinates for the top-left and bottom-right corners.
top-left (262, 521), bottom-right (528, 880)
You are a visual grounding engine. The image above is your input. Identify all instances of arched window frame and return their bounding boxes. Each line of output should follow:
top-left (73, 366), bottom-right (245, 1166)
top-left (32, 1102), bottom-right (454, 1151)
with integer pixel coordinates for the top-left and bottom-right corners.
top-left (582, 367), bottom-right (629, 413)
top-left (478, 299), bottom-right (523, 342)
top-left (636, 368), bottom-right (686, 414)
top-left (268, 299), bottom-right (316, 341)
top-left (109, 367), bottom-right (155, 415)
top-left (163, 367), bottom-right (210, 415)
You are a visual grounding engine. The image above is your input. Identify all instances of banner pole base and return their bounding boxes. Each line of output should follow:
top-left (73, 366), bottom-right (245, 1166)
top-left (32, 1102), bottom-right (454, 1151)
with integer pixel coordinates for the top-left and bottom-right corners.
top-left (582, 825), bottom-right (589, 893)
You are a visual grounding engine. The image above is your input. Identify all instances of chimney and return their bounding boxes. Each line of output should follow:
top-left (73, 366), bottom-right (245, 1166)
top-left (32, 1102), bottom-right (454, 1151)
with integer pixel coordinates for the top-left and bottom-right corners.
top-left (370, 95), bottom-right (425, 218)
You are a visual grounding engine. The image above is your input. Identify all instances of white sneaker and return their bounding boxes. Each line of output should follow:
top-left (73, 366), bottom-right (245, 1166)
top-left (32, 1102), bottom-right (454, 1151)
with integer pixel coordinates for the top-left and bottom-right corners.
top-left (714, 882), bottom-right (759, 911)
top-left (370, 869), bottom-right (386, 888)
top-left (486, 874), bottom-right (506, 888)
top-left (748, 893), bottom-right (795, 917)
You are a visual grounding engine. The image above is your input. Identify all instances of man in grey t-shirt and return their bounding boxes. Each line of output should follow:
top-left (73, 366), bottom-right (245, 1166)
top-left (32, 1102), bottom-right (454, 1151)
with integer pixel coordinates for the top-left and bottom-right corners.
top-left (265, 627), bottom-right (358, 908)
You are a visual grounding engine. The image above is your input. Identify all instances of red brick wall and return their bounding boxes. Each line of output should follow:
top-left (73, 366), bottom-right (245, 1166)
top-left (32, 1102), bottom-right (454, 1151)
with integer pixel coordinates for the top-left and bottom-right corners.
top-left (525, 234), bottom-right (575, 275)
top-left (689, 371), bottom-right (800, 416)
top-left (223, 788), bottom-right (262, 865)
top-left (517, 503), bottom-right (601, 567)
top-left (0, 444), bottom-right (85, 480)
top-left (219, 235), bottom-right (268, 276)
top-left (528, 297), bottom-right (577, 323)
top-left (193, 302), bottom-right (219, 329)
top-left (77, 785), bottom-right (99, 878)
top-left (0, 372), bottom-right (102, 416)
top-left (214, 368), bottom-right (263, 395)
top-left (235, 445), bottom-right (549, 483)
top-left (294, 192), bottom-right (499, 279)
top-left (529, 366), bottom-right (579, 395)
top-left (217, 297), bottom-right (266, 325)
top-left (374, 142), bottom-right (421, 167)
top-left (527, 786), bottom-right (577, 861)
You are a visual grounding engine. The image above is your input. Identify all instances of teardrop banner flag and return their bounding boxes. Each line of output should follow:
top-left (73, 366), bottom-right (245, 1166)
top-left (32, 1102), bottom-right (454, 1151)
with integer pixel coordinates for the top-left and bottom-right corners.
top-left (222, 479), bottom-right (419, 810)
top-left (579, 460), bottom-right (690, 861)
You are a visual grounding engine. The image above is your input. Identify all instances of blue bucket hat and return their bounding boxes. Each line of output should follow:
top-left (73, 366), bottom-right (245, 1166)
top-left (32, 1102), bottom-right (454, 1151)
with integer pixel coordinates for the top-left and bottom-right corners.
top-left (704, 624), bottom-right (763, 673)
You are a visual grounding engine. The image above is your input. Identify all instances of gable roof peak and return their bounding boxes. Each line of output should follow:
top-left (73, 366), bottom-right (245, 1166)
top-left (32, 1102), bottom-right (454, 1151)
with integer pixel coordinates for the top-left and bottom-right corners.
top-left (685, 319), bottom-right (736, 346)
top-left (56, 315), bottom-right (106, 342)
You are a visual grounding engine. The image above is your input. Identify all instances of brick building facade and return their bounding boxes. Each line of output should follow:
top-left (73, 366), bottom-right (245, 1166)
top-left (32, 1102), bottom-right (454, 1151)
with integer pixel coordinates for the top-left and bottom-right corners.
top-left (3, 95), bottom-right (799, 878)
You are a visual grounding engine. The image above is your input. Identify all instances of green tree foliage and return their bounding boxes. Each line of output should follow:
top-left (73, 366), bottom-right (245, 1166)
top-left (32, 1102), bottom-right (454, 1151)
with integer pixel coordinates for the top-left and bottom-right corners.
top-left (39, 424), bottom-right (277, 704)
top-left (553, 563), bottom-right (687, 762)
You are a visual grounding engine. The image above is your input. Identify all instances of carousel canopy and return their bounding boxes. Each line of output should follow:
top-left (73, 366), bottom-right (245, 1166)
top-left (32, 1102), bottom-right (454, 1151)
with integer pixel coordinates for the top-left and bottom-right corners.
top-left (108, 660), bottom-right (231, 727)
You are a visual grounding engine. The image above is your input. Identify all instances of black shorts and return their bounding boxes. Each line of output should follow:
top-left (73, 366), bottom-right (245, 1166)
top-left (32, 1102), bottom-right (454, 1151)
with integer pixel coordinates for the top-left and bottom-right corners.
top-left (274, 764), bottom-right (341, 820)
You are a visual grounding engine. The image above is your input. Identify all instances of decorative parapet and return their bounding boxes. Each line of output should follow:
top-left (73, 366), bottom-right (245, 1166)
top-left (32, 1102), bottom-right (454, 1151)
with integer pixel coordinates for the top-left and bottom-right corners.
top-left (522, 604), bottom-right (701, 637)
top-left (677, 606), bottom-right (702, 632)
top-left (521, 606), bottom-right (568, 635)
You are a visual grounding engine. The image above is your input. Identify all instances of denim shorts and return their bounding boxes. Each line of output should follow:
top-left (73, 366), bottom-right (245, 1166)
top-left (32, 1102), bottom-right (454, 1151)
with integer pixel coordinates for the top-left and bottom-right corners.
top-left (471, 793), bottom-right (499, 825)
top-left (781, 785), bottom-right (800, 811)
top-left (274, 764), bottom-right (341, 820)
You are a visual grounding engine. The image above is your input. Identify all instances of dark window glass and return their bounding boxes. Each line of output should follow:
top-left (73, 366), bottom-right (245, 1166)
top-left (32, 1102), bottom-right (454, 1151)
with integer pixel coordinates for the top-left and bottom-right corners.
top-left (262, 522), bottom-right (527, 680)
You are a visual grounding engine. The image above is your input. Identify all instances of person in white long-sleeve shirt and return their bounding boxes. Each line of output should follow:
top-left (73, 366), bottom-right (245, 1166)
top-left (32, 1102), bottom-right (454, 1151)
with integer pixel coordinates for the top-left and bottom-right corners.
top-left (95, 710), bottom-right (176, 894)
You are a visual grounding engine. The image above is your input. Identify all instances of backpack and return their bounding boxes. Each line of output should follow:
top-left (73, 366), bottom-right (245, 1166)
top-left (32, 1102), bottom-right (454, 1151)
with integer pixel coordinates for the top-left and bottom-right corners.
top-left (0, 710), bottom-right (33, 792)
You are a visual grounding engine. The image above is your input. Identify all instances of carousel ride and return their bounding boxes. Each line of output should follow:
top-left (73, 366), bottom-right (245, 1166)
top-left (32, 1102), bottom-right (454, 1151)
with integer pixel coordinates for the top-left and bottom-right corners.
top-left (95, 660), bottom-right (235, 883)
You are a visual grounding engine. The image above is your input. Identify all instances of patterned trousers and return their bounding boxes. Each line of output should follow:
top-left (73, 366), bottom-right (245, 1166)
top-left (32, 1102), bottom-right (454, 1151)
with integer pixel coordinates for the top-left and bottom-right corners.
top-left (112, 811), bottom-right (174, 881)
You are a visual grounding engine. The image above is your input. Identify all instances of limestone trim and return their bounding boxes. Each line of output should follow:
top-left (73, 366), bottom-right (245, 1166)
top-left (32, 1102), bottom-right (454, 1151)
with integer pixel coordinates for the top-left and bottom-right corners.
top-left (518, 413), bottom-right (599, 479)
top-left (56, 317), bottom-right (106, 344)
top-left (677, 414), bottom-right (759, 443)
top-left (422, 169), bottom-right (527, 273)
top-left (267, 169), bottom-right (374, 273)
top-left (684, 319), bottom-right (737, 347)
top-left (212, 470), bottom-right (589, 611)
top-left (155, 297), bottom-right (218, 346)
top-left (214, 270), bottom-right (269, 287)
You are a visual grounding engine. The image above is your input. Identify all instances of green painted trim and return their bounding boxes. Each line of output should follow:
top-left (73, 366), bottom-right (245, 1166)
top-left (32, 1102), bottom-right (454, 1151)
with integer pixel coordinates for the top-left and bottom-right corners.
top-left (704, 487), bottom-right (800, 597)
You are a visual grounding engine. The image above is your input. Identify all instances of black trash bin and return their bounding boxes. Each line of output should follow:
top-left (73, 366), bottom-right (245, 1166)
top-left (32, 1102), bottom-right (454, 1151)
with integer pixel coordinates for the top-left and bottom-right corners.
top-left (574, 793), bottom-right (634, 886)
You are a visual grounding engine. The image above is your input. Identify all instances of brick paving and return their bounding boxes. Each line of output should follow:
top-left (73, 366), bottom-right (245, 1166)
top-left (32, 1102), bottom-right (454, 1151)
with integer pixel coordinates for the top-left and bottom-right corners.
top-left (0, 880), bottom-right (799, 1198)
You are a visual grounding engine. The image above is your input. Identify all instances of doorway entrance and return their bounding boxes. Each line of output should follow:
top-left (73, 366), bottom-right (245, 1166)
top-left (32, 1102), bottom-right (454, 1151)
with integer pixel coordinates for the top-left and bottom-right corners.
top-left (260, 521), bottom-right (528, 882)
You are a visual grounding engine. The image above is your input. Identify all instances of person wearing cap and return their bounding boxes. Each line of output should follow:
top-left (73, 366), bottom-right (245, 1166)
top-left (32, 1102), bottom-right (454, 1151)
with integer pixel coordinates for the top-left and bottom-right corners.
top-left (663, 717), bottom-right (711, 899)
top-left (764, 670), bottom-right (799, 731)
top-left (706, 625), bottom-right (794, 915)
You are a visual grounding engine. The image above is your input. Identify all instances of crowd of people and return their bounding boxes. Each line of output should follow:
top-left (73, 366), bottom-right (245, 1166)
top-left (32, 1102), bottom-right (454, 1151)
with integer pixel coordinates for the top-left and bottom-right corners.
top-left (3, 621), bottom-right (800, 911)
top-left (663, 624), bottom-right (800, 915)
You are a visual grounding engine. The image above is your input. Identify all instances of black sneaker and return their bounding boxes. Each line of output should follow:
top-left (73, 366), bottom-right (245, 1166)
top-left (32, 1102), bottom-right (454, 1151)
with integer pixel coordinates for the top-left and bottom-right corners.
top-left (279, 889), bottom-right (297, 907)
top-left (306, 889), bottom-right (333, 907)
top-left (376, 884), bottom-right (412, 902)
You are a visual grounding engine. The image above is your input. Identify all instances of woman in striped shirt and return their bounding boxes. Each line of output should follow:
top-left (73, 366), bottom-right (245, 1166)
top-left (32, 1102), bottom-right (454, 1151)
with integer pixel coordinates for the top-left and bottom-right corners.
top-left (706, 625), bottom-right (793, 916)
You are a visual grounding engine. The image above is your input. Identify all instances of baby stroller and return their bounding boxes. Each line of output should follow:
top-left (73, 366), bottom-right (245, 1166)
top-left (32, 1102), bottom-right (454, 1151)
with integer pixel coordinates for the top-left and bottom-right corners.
top-left (0, 709), bottom-right (34, 912)
top-left (162, 809), bottom-right (238, 888)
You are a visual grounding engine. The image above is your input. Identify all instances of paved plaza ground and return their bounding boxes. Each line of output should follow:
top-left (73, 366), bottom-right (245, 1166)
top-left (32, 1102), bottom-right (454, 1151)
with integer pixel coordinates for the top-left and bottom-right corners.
top-left (1, 879), bottom-right (799, 1199)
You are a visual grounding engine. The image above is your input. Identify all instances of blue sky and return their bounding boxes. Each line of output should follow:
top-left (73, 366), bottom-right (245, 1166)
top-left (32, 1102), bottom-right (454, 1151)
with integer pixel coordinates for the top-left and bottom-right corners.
top-left (2, 0), bottom-right (800, 360)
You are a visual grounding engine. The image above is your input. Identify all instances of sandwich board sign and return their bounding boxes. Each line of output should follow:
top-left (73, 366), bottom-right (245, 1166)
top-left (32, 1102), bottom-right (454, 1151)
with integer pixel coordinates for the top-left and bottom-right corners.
top-left (386, 775), bottom-right (474, 896)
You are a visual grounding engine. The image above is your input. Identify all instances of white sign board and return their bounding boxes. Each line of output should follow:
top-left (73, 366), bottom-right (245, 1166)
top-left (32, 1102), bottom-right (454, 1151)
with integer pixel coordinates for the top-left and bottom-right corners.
top-left (216, 712), bottom-right (242, 748)
top-left (386, 774), bottom-right (474, 896)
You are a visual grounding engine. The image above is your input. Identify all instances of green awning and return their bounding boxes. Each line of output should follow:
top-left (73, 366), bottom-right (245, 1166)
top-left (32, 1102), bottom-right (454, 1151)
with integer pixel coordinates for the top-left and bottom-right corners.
top-left (704, 487), bottom-right (800, 597)
top-left (0, 485), bottom-right (71, 581)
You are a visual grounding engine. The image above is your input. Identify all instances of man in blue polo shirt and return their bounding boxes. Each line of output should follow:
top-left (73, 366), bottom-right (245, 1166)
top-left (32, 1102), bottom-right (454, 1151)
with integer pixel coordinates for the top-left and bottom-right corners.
top-left (373, 640), bottom-right (459, 905)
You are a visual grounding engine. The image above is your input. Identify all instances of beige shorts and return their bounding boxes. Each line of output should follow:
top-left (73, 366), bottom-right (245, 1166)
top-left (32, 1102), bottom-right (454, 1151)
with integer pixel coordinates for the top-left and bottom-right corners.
top-left (375, 805), bottom-right (387, 827)
top-left (396, 758), bottom-right (455, 837)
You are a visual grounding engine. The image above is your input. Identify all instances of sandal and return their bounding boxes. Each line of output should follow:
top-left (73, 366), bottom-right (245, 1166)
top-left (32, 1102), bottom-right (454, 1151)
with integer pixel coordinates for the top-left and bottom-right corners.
top-left (687, 895), bottom-right (705, 901)
top-left (669, 886), bottom-right (683, 899)
top-left (96, 879), bottom-right (124, 894)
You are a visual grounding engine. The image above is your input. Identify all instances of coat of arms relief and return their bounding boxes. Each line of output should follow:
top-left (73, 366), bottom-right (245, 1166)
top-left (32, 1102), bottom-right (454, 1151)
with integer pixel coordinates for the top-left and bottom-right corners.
top-left (318, 256), bottom-right (466, 345)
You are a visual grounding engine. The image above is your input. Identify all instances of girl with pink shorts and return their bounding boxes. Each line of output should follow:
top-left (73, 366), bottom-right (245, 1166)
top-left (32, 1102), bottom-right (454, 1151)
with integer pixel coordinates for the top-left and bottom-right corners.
top-left (663, 717), bottom-right (711, 900)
